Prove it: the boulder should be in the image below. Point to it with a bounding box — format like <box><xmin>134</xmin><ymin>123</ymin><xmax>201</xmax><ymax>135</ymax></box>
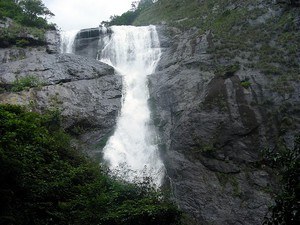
<box><xmin>0</xmin><ymin>48</ymin><xmax>122</xmax><ymax>158</ymax></box>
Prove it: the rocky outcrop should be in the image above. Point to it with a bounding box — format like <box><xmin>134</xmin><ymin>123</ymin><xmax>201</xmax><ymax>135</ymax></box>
<box><xmin>73</xmin><ymin>27</ymin><xmax>113</xmax><ymax>60</ymax></box>
<box><xmin>149</xmin><ymin>23</ymin><xmax>299</xmax><ymax>225</ymax></box>
<box><xmin>74</xmin><ymin>28</ymin><xmax>101</xmax><ymax>59</ymax></box>
<box><xmin>0</xmin><ymin>18</ymin><xmax>47</xmax><ymax>48</ymax></box>
<box><xmin>0</xmin><ymin>44</ymin><xmax>122</xmax><ymax>158</ymax></box>
<box><xmin>45</xmin><ymin>30</ymin><xmax>60</xmax><ymax>54</ymax></box>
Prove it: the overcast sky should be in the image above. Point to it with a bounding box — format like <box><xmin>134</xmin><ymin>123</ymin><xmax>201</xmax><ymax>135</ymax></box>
<box><xmin>43</xmin><ymin>0</ymin><xmax>133</xmax><ymax>31</ymax></box>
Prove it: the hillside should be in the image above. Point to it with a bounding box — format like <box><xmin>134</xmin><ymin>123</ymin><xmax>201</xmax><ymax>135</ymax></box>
<box><xmin>134</xmin><ymin>0</ymin><xmax>299</xmax><ymax>84</ymax></box>
<box><xmin>131</xmin><ymin>0</ymin><xmax>299</xmax><ymax>224</ymax></box>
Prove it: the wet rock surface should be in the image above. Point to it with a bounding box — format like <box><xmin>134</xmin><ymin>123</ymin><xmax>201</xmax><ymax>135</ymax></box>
<box><xmin>45</xmin><ymin>30</ymin><xmax>60</xmax><ymax>54</ymax></box>
<box><xmin>74</xmin><ymin>28</ymin><xmax>102</xmax><ymax>59</ymax></box>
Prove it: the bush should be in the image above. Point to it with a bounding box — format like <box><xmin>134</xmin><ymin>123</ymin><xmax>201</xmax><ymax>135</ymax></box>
<box><xmin>0</xmin><ymin>104</ymin><xmax>181</xmax><ymax>225</ymax></box>
<box><xmin>101</xmin><ymin>0</ymin><xmax>155</xmax><ymax>26</ymax></box>
<box><xmin>263</xmin><ymin>137</ymin><xmax>300</xmax><ymax>225</ymax></box>
<box><xmin>11</xmin><ymin>75</ymin><xmax>42</xmax><ymax>92</ymax></box>
<box><xmin>16</xmin><ymin>38</ymin><xmax>30</xmax><ymax>47</ymax></box>
<box><xmin>241</xmin><ymin>80</ymin><xmax>251</xmax><ymax>89</ymax></box>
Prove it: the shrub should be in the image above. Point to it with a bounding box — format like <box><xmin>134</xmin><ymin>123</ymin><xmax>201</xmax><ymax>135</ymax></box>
<box><xmin>241</xmin><ymin>80</ymin><xmax>251</xmax><ymax>89</ymax></box>
<box><xmin>263</xmin><ymin>137</ymin><xmax>300</xmax><ymax>225</ymax></box>
<box><xmin>0</xmin><ymin>20</ymin><xmax>46</xmax><ymax>47</ymax></box>
<box><xmin>215</xmin><ymin>64</ymin><xmax>240</xmax><ymax>78</ymax></box>
<box><xmin>11</xmin><ymin>75</ymin><xmax>42</xmax><ymax>92</ymax></box>
<box><xmin>0</xmin><ymin>104</ymin><xmax>181</xmax><ymax>225</ymax></box>
<box><xmin>16</xmin><ymin>38</ymin><xmax>30</xmax><ymax>47</ymax></box>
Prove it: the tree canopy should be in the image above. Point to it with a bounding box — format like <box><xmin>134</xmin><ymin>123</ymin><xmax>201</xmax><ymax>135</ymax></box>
<box><xmin>19</xmin><ymin>0</ymin><xmax>54</xmax><ymax>18</ymax></box>
<box><xmin>101</xmin><ymin>0</ymin><xmax>156</xmax><ymax>26</ymax></box>
<box><xmin>0</xmin><ymin>0</ymin><xmax>54</xmax><ymax>28</ymax></box>
<box><xmin>0</xmin><ymin>104</ymin><xmax>181</xmax><ymax>225</ymax></box>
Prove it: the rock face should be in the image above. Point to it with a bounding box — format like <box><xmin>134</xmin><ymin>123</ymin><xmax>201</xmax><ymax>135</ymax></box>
<box><xmin>148</xmin><ymin>24</ymin><xmax>299</xmax><ymax>225</ymax></box>
<box><xmin>1</xmin><ymin>5</ymin><xmax>298</xmax><ymax>223</ymax></box>
<box><xmin>73</xmin><ymin>27</ymin><xmax>113</xmax><ymax>60</ymax></box>
<box><xmin>0</xmin><ymin>40</ymin><xmax>122</xmax><ymax>158</ymax></box>
<box><xmin>45</xmin><ymin>30</ymin><xmax>60</xmax><ymax>54</ymax></box>
<box><xmin>69</xmin><ymin>14</ymin><xmax>300</xmax><ymax>224</ymax></box>
<box><xmin>74</xmin><ymin>28</ymin><xmax>102</xmax><ymax>59</ymax></box>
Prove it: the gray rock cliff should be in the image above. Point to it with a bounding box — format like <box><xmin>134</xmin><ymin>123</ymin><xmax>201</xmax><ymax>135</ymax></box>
<box><xmin>148</xmin><ymin>23</ymin><xmax>299</xmax><ymax>225</ymax></box>
<box><xmin>74</xmin><ymin>28</ymin><xmax>103</xmax><ymax>59</ymax></box>
<box><xmin>0</xmin><ymin>33</ymin><xmax>122</xmax><ymax>159</ymax></box>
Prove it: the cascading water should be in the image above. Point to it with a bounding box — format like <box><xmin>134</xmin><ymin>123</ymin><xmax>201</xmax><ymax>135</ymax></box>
<box><xmin>99</xmin><ymin>26</ymin><xmax>164</xmax><ymax>187</ymax></box>
<box><xmin>60</xmin><ymin>30</ymin><xmax>79</xmax><ymax>53</ymax></box>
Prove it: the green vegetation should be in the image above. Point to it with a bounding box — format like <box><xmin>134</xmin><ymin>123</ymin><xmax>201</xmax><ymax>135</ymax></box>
<box><xmin>15</xmin><ymin>38</ymin><xmax>30</xmax><ymax>47</ymax></box>
<box><xmin>11</xmin><ymin>75</ymin><xmax>42</xmax><ymax>92</ymax></box>
<box><xmin>0</xmin><ymin>104</ymin><xmax>181</xmax><ymax>225</ymax></box>
<box><xmin>101</xmin><ymin>0</ymin><xmax>155</xmax><ymax>26</ymax></box>
<box><xmin>133</xmin><ymin>0</ymin><xmax>216</xmax><ymax>28</ymax></box>
<box><xmin>241</xmin><ymin>80</ymin><xmax>251</xmax><ymax>89</ymax></box>
<box><xmin>0</xmin><ymin>0</ymin><xmax>55</xmax><ymax>47</ymax></box>
<box><xmin>263</xmin><ymin>137</ymin><xmax>299</xmax><ymax>225</ymax></box>
<box><xmin>215</xmin><ymin>64</ymin><xmax>240</xmax><ymax>78</ymax></box>
<box><xmin>102</xmin><ymin>10</ymin><xmax>140</xmax><ymax>26</ymax></box>
<box><xmin>133</xmin><ymin>0</ymin><xmax>299</xmax><ymax>98</ymax></box>
<box><xmin>0</xmin><ymin>0</ymin><xmax>54</xmax><ymax>29</ymax></box>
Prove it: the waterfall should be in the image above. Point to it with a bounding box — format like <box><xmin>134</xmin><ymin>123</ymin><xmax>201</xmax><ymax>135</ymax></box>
<box><xmin>60</xmin><ymin>30</ymin><xmax>79</xmax><ymax>53</ymax></box>
<box><xmin>99</xmin><ymin>26</ymin><xmax>164</xmax><ymax>187</ymax></box>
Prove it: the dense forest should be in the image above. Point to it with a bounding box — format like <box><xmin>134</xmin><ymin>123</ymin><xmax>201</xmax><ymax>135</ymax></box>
<box><xmin>0</xmin><ymin>105</ymin><xmax>181</xmax><ymax>225</ymax></box>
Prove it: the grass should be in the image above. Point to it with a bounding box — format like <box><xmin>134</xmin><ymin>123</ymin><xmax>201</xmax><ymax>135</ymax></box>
<box><xmin>11</xmin><ymin>75</ymin><xmax>42</xmax><ymax>92</ymax></box>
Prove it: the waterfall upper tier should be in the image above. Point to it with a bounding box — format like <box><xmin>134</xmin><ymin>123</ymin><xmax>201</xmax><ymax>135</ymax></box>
<box><xmin>61</xmin><ymin>25</ymin><xmax>165</xmax><ymax>186</ymax></box>
<box><xmin>60</xmin><ymin>30</ymin><xmax>79</xmax><ymax>53</ymax></box>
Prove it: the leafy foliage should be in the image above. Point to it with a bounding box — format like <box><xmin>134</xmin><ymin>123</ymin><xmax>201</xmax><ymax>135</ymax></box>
<box><xmin>263</xmin><ymin>137</ymin><xmax>300</xmax><ymax>225</ymax></box>
<box><xmin>240</xmin><ymin>80</ymin><xmax>251</xmax><ymax>89</ymax></box>
<box><xmin>101</xmin><ymin>0</ymin><xmax>155</xmax><ymax>26</ymax></box>
<box><xmin>11</xmin><ymin>75</ymin><xmax>42</xmax><ymax>92</ymax></box>
<box><xmin>0</xmin><ymin>0</ymin><xmax>55</xmax><ymax>47</ymax></box>
<box><xmin>0</xmin><ymin>104</ymin><xmax>181</xmax><ymax>225</ymax></box>
<box><xmin>0</xmin><ymin>0</ymin><xmax>55</xmax><ymax>29</ymax></box>
<box><xmin>0</xmin><ymin>19</ymin><xmax>45</xmax><ymax>47</ymax></box>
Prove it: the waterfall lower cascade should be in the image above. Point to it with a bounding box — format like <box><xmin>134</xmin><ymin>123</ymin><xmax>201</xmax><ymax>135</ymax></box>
<box><xmin>99</xmin><ymin>26</ymin><xmax>164</xmax><ymax>187</ymax></box>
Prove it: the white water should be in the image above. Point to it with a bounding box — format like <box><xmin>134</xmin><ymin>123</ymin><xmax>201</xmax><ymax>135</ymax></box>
<box><xmin>60</xmin><ymin>30</ymin><xmax>79</xmax><ymax>53</ymax></box>
<box><xmin>99</xmin><ymin>26</ymin><xmax>164</xmax><ymax>186</ymax></box>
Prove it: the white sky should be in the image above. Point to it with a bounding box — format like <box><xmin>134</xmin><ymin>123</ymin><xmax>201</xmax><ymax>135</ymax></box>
<box><xmin>43</xmin><ymin>0</ymin><xmax>134</xmax><ymax>31</ymax></box>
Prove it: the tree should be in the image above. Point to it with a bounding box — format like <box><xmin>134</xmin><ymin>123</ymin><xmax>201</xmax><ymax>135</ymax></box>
<box><xmin>18</xmin><ymin>0</ymin><xmax>54</xmax><ymax>18</ymax></box>
<box><xmin>101</xmin><ymin>0</ymin><xmax>155</xmax><ymax>26</ymax></box>
<box><xmin>17</xmin><ymin>0</ymin><xmax>54</xmax><ymax>28</ymax></box>
<box><xmin>0</xmin><ymin>0</ymin><xmax>22</xmax><ymax>19</ymax></box>
<box><xmin>276</xmin><ymin>0</ymin><xmax>300</xmax><ymax>7</ymax></box>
